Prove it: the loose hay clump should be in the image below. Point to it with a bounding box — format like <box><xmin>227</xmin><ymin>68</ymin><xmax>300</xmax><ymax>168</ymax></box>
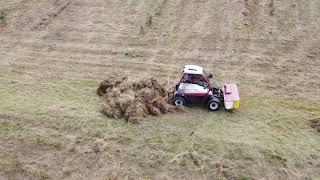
<box><xmin>308</xmin><ymin>118</ymin><xmax>320</xmax><ymax>132</ymax></box>
<box><xmin>97</xmin><ymin>76</ymin><xmax>182</xmax><ymax>123</ymax></box>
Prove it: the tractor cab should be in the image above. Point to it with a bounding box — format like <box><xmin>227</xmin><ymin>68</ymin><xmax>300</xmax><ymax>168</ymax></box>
<box><xmin>173</xmin><ymin>65</ymin><xmax>240</xmax><ymax>111</ymax></box>
<box><xmin>178</xmin><ymin>65</ymin><xmax>212</xmax><ymax>98</ymax></box>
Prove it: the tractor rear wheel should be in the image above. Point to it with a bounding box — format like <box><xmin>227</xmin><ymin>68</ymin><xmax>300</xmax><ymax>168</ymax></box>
<box><xmin>173</xmin><ymin>97</ymin><xmax>185</xmax><ymax>107</ymax></box>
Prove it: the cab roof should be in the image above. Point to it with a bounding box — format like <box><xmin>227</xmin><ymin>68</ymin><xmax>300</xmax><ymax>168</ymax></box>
<box><xmin>183</xmin><ymin>65</ymin><xmax>203</xmax><ymax>75</ymax></box>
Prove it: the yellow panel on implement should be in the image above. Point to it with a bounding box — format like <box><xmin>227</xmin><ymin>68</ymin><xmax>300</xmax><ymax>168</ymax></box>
<box><xmin>233</xmin><ymin>101</ymin><xmax>240</xmax><ymax>109</ymax></box>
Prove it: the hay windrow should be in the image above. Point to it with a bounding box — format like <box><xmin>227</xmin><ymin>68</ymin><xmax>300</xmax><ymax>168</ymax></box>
<box><xmin>97</xmin><ymin>76</ymin><xmax>183</xmax><ymax>123</ymax></box>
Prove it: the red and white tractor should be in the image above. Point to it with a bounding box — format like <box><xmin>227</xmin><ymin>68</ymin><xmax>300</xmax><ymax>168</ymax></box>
<box><xmin>172</xmin><ymin>65</ymin><xmax>240</xmax><ymax>111</ymax></box>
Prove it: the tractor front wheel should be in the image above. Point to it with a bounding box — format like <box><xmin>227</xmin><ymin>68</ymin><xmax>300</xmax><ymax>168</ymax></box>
<box><xmin>207</xmin><ymin>100</ymin><xmax>220</xmax><ymax>111</ymax></box>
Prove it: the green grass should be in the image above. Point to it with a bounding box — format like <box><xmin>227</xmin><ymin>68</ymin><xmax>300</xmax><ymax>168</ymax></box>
<box><xmin>146</xmin><ymin>15</ymin><xmax>153</xmax><ymax>27</ymax></box>
<box><xmin>0</xmin><ymin>9</ymin><xmax>8</xmax><ymax>25</ymax></box>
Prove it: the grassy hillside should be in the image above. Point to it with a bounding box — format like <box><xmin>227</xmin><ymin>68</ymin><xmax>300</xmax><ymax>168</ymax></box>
<box><xmin>0</xmin><ymin>0</ymin><xmax>319</xmax><ymax>179</ymax></box>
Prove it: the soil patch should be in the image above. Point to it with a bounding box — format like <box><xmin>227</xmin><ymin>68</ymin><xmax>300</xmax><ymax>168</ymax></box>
<box><xmin>308</xmin><ymin>118</ymin><xmax>320</xmax><ymax>132</ymax></box>
<box><xmin>97</xmin><ymin>76</ymin><xmax>183</xmax><ymax>123</ymax></box>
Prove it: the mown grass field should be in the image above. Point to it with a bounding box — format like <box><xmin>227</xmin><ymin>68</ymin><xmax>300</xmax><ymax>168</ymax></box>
<box><xmin>1</xmin><ymin>66</ymin><xmax>320</xmax><ymax>179</ymax></box>
<box><xmin>1</xmin><ymin>0</ymin><xmax>320</xmax><ymax>179</ymax></box>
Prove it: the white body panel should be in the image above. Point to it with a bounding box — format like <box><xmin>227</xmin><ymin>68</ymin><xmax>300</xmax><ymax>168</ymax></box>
<box><xmin>178</xmin><ymin>83</ymin><xmax>209</xmax><ymax>94</ymax></box>
<box><xmin>224</xmin><ymin>101</ymin><xmax>234</xmax><ymax>110</ymax></box>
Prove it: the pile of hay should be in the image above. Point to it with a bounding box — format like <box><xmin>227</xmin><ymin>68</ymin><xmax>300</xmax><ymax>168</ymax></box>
<box><xmin>97</xmin><ymin>76</ymin><xmax>180</xmax><ymax>123</ymax></box>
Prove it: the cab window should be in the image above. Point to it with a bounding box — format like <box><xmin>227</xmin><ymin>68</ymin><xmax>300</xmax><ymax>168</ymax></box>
<box><xmin>188</xmin><ymin>74</ymin><xmax>208</xmax><ymax>87</ymax></box>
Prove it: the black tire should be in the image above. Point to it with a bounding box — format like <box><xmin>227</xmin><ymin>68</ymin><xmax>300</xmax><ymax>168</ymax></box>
<box><xmin>173</xmin><ymin>97</ymin><xmax>185</xmax><ymax>107</ymax></box>
<box><xmin>207</xmin><ymin>100</ymin><xmax>220</xmax><ymax>111</ymax></box>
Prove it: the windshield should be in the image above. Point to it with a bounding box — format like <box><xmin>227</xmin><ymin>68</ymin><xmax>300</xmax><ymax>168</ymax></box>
<box><xmin>203</xmin><ymin>70</ymin><xmax>209</xmax><ymax>79</ymax></box>
<box><xmin>182</xmin><ymin>74</ymin><xmax>208</xmax><ymax>88</ymax></box>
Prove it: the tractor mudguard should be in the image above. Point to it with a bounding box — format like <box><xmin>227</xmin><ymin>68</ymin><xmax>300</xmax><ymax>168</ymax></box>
<box><xmin>204</xmin><ymin>95</ymin><xmax>220</xmax><ymax>104</ymax></box>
